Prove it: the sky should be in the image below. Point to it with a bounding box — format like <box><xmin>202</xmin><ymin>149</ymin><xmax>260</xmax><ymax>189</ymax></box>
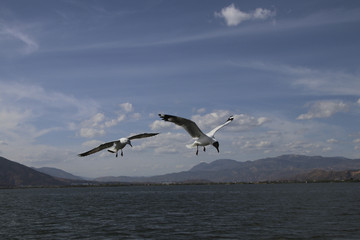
<box><xmin>1</xmin><ymin>0</ymin><xmax>360</xmax><ymax>178</ymax></box>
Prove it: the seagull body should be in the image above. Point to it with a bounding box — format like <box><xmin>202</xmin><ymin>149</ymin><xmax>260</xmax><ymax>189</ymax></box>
<box><xmin>78</xmin><ymin>133</ymin><xmax>159</xmax><ymax>157</ymax></box>
<box><xmin>159</xmin><ymin>114</ymin><xmax>234</xmax><ymax>155</ymax></box>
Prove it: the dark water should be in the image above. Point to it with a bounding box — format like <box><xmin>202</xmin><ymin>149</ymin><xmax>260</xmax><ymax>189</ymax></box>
<box><xmin>1</xmin><ymin>183</ymin><xmax>360</xmax><ymax>240</ymax></box>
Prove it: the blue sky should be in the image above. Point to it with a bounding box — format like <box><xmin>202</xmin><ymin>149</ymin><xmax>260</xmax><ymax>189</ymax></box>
<box><xmin>1</xmin><ymin>0</ymin><xmax>360</xmax><ymax>178</ymax></box>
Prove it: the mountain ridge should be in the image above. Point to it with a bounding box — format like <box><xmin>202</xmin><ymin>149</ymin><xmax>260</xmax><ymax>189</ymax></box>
<box><xmin>33</xmin><ymin>167</ymin><xmax>84</xmax><ymax>180</ymax></box>
<box><xmin>2</xmin><ymin>154</ymin><xmax>360</xmax><ymax>187</ymax></box>
<box><xmin>95</xmin><ymin>154</ymin><xmax>360</xmax><ymax>183</ymax></box>
<box><xmin>0</xmin><ymin>156</ymin><xmax>67</xmax><ymax>187</ymax></box>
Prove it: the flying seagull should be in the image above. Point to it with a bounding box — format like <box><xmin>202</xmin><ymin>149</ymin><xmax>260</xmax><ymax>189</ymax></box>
<box><xmin>159</xmin><ymin>114</ymin><xmax>234</xmax><ymax>155</ymax></box>
<box><xmin>78</xmin><ymin>133</ymin><xmax>159</xmax><ymax>157</ymax></box>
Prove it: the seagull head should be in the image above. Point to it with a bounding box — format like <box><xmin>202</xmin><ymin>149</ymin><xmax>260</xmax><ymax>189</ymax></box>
<box><xmin>212</xmin><ymin>141</ymin><xmax>219</xmax><ymax>153</ymax></box>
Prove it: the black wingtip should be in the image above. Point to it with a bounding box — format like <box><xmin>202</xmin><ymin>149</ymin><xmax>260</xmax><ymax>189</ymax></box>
<box><xmin>159</xmin><ymin>114</ymin><xmax>169</xmax><ymax>121</ymax></box>
<box><xmin>228</xmin><ymin>115</ymin><xmax>234</xmax><ymax>121</ymax></box>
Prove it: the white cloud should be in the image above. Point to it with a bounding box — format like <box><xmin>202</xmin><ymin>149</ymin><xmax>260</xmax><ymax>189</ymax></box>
<box><xmin>327</xmin><ymin>138</ymin><xmax>338</xmax><ymax>143</ymax></box>
<box><xmin>196</xmin><ymin>108</ymin><xmax>206</xmax><ymax>114</ymax></box>
<box><xmin>297</xmin><ymin>100</ymin><xmax>349</xmax><ymax>120</ymax></box>
<box><xmin>215</xmin><ymin>4</ymin><xmax>251</xmax><ymax>26</ymax></box>
<box><xmin>150</xmin><ymin>119</ymin><xmax>173</xmax><ymax>131</ymax></box>
<box><xmin>215</xmin><ymin>4</ymin><xmax>275</xmax><ymax>26</ymax></box>
<box><xmin>241</xmin><ymin>140</ymin><xmax>272</xmax><ymax>150</ymax></box>
<box><xmin>357</xmin><ymin>99</ymin><xmax>360</xmax><ymax>105</ymax></box>
<box><xmin>253</xmin><ymin>8</ymin><xmax>275</xmax><ymax>20</ymax></box>
<box><xmin>79</xmin><ymin>127</ymin><xmax>105</xmax><ymax>138</ymax></box>
<box><xmin>78</xmin><ymin>112</ymin><xmax>127</xmax><ymax>138</ymax></box>
<box><xmin>228</xmin><ymin>114</ymin><xmax>269</xmax><ymax>132</ymax></box>
<box><xmin>191</xmin><ymin>110</ymin><xmax>232</xmax><ymax>130</ymax></box>
<box><xmin>76</xmin><ymin>102</ymin><xmax>144</xmax><ymax>138</ymax></box>
<box><xmin>120</xmin><ymin>102</ymin><xmax>133</xmax><ymax>112</ymax></box>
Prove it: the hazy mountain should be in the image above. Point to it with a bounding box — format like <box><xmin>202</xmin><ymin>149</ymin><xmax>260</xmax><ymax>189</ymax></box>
<box><xmin>34</xmin><ymin>167</ymin><xmax>84</xmax><ymax>180</ymax></box>
<box><xmin>3</xmin><ymin>154</ymin><xmax>360</xmax><ymax>187</ymax></box>
<box><xmin>0</xmin><ymin>156</ymin><xmax>66</xmax><ymax>187</ymax></box>
<box><xmin>95</xmin><ymin>155</ymin><xmax>360</xmax><ymax>183</ymax></box>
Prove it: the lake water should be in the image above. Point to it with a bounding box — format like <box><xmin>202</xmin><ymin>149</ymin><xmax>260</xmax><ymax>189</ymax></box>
<box><xmin>1</xmin><ymin>183</ymin><xmax>360</xmax><ymax>239</ymax></box>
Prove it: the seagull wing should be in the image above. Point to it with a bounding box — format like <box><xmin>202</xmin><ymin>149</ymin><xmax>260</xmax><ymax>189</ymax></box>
<box><xmin>159</xmin><ymin>114</ymin><xmax>205</xmax><ymax>138</ymax></box>
<box><xmin>128</xmin><ymin>133</ymin><xmax>159</xmax><ymax>140</ymax></box>
<box><xmin>207</xmin><ymin>116</ymin><xmax>234</xmax><ymax>138</ymax></box>
<box><xmin>78</xmin><ymin>141</ymin><xmax>117</xmax><ymax>157</ymax></box>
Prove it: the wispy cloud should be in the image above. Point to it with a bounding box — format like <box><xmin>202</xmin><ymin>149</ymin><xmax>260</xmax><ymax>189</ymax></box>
<box><xmin>228</xmin><ymin>60</ymin><xmax>360</xmax><ymax>96</ymax></box>
<box><xmin>0</xmin><ymin>22</ymin><xmax>39</xmax><ymax>54</ymax></box>
<box><xmin>0</xmin><ymin>81</ymin><xmax>100</xmax><ymax>145</ymax></box>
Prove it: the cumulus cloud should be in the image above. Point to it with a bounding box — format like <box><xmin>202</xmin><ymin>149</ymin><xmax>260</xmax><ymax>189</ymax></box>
<box><xmin>297</xmin><ymin>100</ymin><xmax>349</xmax><ymax>120</ymax></box>
<box><xmin>78</xmin><ymin>111</ymin><xmax>128</xmax><ymax>138</ymax></box>
<box><xmin>150</xmin><ymin>119</ymin><xmax>174</xmax><ymax>131</ymax></box>
<box><xmin>327</xmin><ymin>138</ymin><xmax>338</xmax><ymax>143</ymax></box>
<box><xmin>77</xmin><ymin>102</ymin><xmax>143</xmax><ymax>138</ymax></box>
<box><xmin>215</xmin><ymin>4</ymin><xmax>275</xmax><ymax>26</ymax></box>
<box><xmin>120</xmin><ymin>102</ymin><xmax>133</xmax><ymax>112</ymax></box>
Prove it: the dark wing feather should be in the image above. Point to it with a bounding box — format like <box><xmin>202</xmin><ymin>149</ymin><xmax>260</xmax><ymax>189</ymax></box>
<box><xmin>159</xmin><ymin>114</ymin><xmax>205</xmax><ymax>138</ymax></box>
<box><xmin>78</xmin><ymin>141</ymin><xmax>116</xmax><ymax>157</ymax></box>
<box><xmin>128</xmin><ymin>133</ymin><xmax>159</xmax><ymax>140</ymax></box>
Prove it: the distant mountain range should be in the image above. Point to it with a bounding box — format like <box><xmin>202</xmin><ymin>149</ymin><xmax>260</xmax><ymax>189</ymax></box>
<box><xmin>1</xmin><ymin>154</ymin><xmax>360</xmax><ymax>188</ymax></box>
<box><xmin>95</xmin><ymin>155</ymin><xmax>360</xmax><ymax>183</ymax></box>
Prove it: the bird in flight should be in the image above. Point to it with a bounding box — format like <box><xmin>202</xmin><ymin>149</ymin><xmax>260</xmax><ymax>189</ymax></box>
<box><xmin>159</xmin><ymin>114</ymin><xmax>234</xmax><ymax>155</ymax></box>
<box><xmin>78</xmin><ymin>133</ymin><xmax>159</xmax><ymax>157</ymax></box>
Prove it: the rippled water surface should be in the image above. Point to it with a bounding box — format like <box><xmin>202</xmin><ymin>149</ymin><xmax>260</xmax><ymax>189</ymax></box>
<box><xmin>1</xmin><ymin>183</ymin><xmax>360</xmax><ymax>239</ymax></box>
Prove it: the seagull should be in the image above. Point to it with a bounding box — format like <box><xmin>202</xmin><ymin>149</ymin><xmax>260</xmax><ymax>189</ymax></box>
<box><xmin>78</xmin><ymin>133</ymin><xmax>159</xmax><ymax>157</ymax></box>
<box><xmin>159</xmin><ymin>114</ymin><xmax>234</xmax><ymax>155</ymax></box>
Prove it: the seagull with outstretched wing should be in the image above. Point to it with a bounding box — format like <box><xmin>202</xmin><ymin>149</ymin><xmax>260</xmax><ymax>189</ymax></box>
<box><xmin>159</xmin><ymin>114</ymin><xmax>234</xmax><ymax>155</ymax></box>
<box><xmin>78</xmin><ymin>133</ymin><xmax>159</xmax><ymax>157</ymax></box>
